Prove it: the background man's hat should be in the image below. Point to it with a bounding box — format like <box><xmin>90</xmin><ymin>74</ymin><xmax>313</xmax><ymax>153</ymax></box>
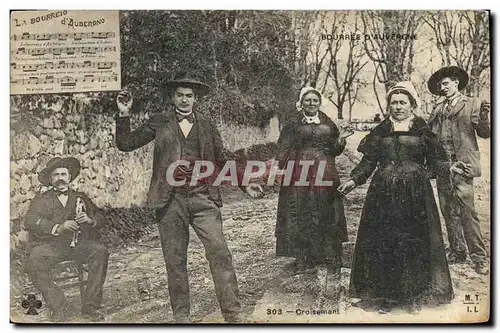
<box><xmin>38</xmin><ymin>157</ymin><xmax>81</xmax><ymax>186</ymax></box>
<box><xmin>165</xmin><ymin>72</ymin><xmax>210</xmax><ymax>96</ymax></box>
<box><xmin>427</xmin><ymin>66</ymin><xmax>469</xmax><ymax>96</ymax></box>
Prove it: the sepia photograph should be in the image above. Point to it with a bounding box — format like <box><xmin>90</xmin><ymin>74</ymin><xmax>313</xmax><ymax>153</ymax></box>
<box><xmin>9</xmin><ymin>9</ymin><xmax>491</xmax><ymax>324</ymax></box>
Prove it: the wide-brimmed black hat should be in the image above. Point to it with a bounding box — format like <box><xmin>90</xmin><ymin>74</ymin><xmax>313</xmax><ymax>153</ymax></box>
<box><xmin>165</xmin><ymin>72</ymin><xmax>210</xmax><ymax>96</ymax></box>
<box><xmin>428</xmin><ymin>66</ymin><xmax>469</xmax><ymax>96</ymax></box>
<box><xmin>38</xmin><ymin>157</ymin><xmax>81</xmax><ymax>186</ymax></box>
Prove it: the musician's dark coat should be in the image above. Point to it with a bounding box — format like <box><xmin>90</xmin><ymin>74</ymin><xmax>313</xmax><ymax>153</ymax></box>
<box><xmin>24</xmin><ymin>188</ymin><xmax>102</xmax><ymax>245</ymax></box>
<box><xmin>24</xmin><ymin>187</ymin><xmax>108</xmax><ymax>317</ymax></box>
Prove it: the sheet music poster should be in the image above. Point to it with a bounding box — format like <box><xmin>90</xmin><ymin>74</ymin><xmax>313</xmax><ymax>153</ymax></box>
<box><xmin>10</xmin><ymin>10</ymin><xmax>121</xmax><ymax>95</ymax></box>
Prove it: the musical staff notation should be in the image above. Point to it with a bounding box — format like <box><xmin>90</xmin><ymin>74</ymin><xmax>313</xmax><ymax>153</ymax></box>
<box><xmin>11</xmin><ymin>32</ymin><xmax>116</xmax><ymax>41</ymax></box>
<box><xmin>14</xmin><ymin>46</ymin><xmax>117</xmax><ymax>56</ymax></box>
<box><xmin>10</xmin><ymin>61</ymin><xmax>117</xmax><ymax>71</ymax></box>
<box><xmin>10</xmin><ymin>10</ymin><xmax>121</xmax><ymax>95</ymax></box>
<box><xmin>10</xmin><ymin>74</ymin><xmax>118</xmax><ymax>86</ymax></box>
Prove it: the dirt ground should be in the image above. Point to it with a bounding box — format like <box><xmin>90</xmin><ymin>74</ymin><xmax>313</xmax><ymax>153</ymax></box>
<box><xmin>11</xmin><ymin>132</ymin><xmax>491</xmax><ymax>324</ymax></box>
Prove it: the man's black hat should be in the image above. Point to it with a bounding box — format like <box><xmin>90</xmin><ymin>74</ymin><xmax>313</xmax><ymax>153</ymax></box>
<box><xmin>38</xmin><ymin>157</ymin><xmax>81</xmax><ymax>186</ymax></box>
<box><xmin>428</xmin><ymin>66</ymin><xmax>469</xmax><ymax>96</ymax></box>
<box><xmin>165</xmin><ymin>72</ymin><xmax>210</xmax><ymax>96</ymax></box>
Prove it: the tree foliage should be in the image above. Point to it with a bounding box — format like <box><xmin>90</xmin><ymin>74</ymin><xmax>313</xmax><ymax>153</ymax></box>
<box><xmin>119</xmin><ymin>10</ymin><xmax>297</xmax><ymax>127</ymax></box>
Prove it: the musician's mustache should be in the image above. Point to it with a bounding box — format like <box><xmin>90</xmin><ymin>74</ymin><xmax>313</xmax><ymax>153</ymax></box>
<box><xmin>53</xmin><ymin>180</ymin><xmax>68</xmax><ymax>186</ymax></box>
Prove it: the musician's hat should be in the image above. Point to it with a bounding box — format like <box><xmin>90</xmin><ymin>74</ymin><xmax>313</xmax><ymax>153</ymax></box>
<box><xmin>38</xmin><ymin>156</ymin><xmax>81</xmax><ymax>186</ymax></box>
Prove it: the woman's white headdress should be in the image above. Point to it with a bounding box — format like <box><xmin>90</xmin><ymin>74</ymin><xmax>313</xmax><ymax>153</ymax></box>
<box><xmin>295</xmin><ymin>86</ymin><xmax>323</xmax><ymax>112</ymax></box>
<box><xmin>386</xmin><ymin>81</ymin><xmax>421</xmax><ymax>113</ymax></box>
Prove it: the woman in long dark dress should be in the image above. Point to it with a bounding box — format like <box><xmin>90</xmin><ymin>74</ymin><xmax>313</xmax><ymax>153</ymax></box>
<box><xmin>338</xmin><ymin>81</ymin><xmax>454</xmax><ymax>314</ymax></box>
<box><xmin>274</xmin><ymin>87</ymin><xmax>352</xmax><ymax>291</ymax></box>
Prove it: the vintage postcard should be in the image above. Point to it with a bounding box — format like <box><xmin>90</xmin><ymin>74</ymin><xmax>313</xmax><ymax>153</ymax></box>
<box><xmin>10</xmin><ymin>10</ymin><xmax>121</xmax><ymax>95</ymax></box>
<box><xmin>10</xmin><ymin>9</ymin><xmax>491</xmax><ymax>324</ymax></box>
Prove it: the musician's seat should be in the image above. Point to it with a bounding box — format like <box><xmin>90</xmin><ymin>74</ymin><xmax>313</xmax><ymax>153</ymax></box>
<box><xmin>23</xmin><ymin>232</ymin><xmax>89</xmax><ymax>303</ymax></box>
<box><xmin>52</xmin><ymin>260</ymin><xmax>88</xmax><ymax>298</ymax></box>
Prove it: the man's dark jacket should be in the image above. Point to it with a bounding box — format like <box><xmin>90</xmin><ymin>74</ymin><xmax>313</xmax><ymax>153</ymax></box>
<box><xmin>116</xmin><ymin>111</ymin><xmax>231</xmax><ymax>208</ymax></box>
<box><xmin>427</xmin><ymin>95</ymin><xmax>490</xmax><ymax>177</ymax></box>
<box><xmin>25</xmin><ymin>189</ymin><xmax>102</xmax><ymax>245</ymax></box>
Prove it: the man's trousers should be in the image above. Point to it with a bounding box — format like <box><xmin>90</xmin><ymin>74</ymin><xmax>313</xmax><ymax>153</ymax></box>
<box><xmin>436</xmin><ymin>174</ymin><xmax>487</xmax><ymax>264</ymax></box>
<box><xmin>156</xmin><ymin>186</ymin><xmax>241</xmax><ymax>320</ymax></box>
<box><xmin>25</xmin><ymin>240</ymin><xmax>109</xmax><ymax>316</ymax></box>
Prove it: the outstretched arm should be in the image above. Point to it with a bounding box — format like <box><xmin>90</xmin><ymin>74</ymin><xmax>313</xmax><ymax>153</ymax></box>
<box><xmin>210</xmin><ymin>119</ymin><xmax>263</xmax><ymax>198</ymax></box>
<box><xmin>422</xmin><ymin>129</ymin><xmax>452</xmax><ymax>178</ymax></box>
<box><xmin>338</xmin><ymin>133</ymin><xmax>378</xmax><ymax>196</ymax></box>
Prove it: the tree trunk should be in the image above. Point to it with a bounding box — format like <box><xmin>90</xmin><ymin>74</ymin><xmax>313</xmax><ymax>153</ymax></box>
<box><xmin>337</xmin><ymin>105</ymin><xmax>343</xmax><ymax>119</ymax></box>
<box><xmin>468</xmin><ymin>66</ymin><xmax>482</xmax><ymax>97</ymax></box>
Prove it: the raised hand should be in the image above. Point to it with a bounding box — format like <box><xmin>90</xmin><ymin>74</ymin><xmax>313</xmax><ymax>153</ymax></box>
<box><xmin>117</xmin><ymin>90</ymin><xmax>133</xmax><ymax>117</ymax></box>
<box><xmin>480</xmin><ymin>101</ymin><xmax>490</xmax><ymax>121</ymax></box>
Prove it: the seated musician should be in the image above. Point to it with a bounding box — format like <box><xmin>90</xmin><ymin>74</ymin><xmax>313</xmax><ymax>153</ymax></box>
<box><xmin>24</xmin><ymin>157</ymin><xmax>109</xmax><ymax>322</ymax></box>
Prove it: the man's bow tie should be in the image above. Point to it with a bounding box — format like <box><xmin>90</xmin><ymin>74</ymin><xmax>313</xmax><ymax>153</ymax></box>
<box><xmin>54</xmin><ymin>189</ymin><xmax>68</xmax><ymax>196</ymax></box>
<box><xmin>176</xmin><ymin>112</ymin><xmax>195</xmax><ymax>123</ymax></box>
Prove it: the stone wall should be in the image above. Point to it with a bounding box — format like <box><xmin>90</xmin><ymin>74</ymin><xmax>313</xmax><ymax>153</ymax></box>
<box><xmin>10</xmin><ymin>96</ymin><xmax>154</xmax><ymax>247</ymax></box>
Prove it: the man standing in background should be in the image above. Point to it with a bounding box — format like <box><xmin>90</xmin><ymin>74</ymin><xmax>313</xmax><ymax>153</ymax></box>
<box><xmin>427</xmin><ymin>66</ymin><xmax>490</xmax><ymax>275</ymax></box>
